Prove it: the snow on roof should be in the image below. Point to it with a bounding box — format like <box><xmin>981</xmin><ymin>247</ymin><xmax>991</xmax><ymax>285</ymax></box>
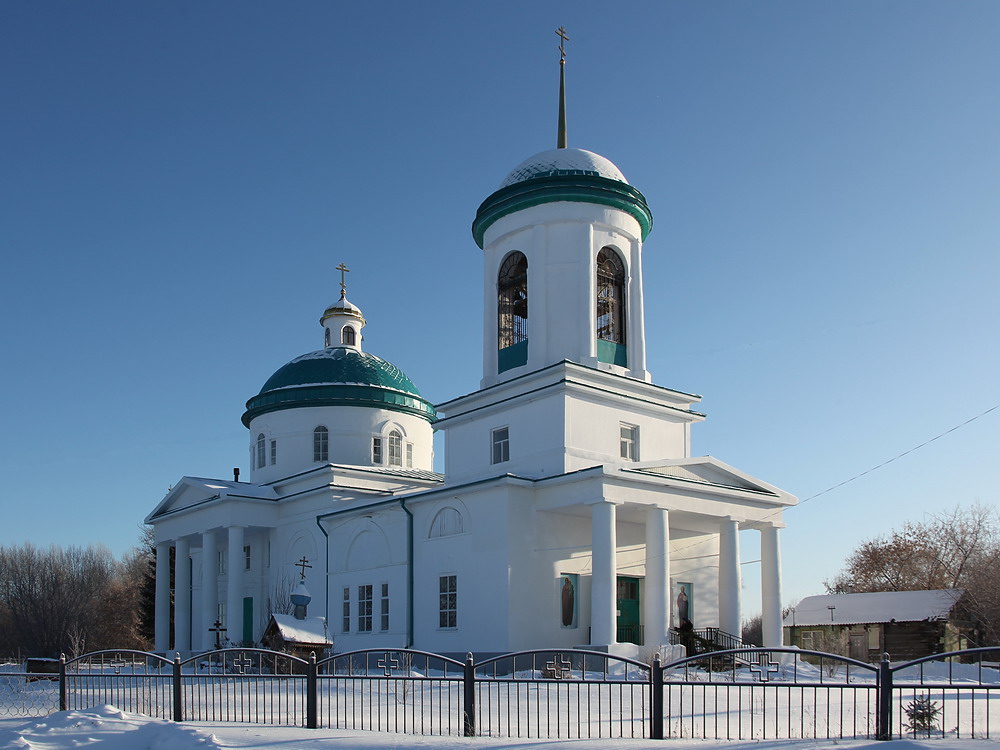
<box><xmin>500</xmin><ymin>148</ymin><xmax>628</xmax><ymax>187</ymax></box>
<box><xmin>269</xmin><ymin>614</ymin><xmax>331</xmax><ymax>645</ymax></box>
<box><xmin>786</xmin><ymin>589</ymin><xmax>962</xmax><ymax>627</ymax></box>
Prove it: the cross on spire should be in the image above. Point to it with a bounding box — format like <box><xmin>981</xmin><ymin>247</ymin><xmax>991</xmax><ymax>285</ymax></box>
<box><xmin>335</xmin><ymin>262</ymin><xmax>350</xmax><ymax>298</ymax></box>
<box><xmin>295</xmin><ymin>556</ymin><xmax>312</xmax><ymax>580</ymax></box>
<box><xmin>556</xmin><ymin>26</ymin><xmax>569</xmax><ymax>62</ymax></box>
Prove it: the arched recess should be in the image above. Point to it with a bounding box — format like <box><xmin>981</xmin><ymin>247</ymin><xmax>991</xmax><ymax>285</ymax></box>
<box><xmin>345</xmin><ymin>522</ymin><xmax>392</xmax><ymax>571</ymax></box>
<box><xmin>341</xmin><ymin>326</ymin><xmax>356</xmax><ymax>345</ymax></box>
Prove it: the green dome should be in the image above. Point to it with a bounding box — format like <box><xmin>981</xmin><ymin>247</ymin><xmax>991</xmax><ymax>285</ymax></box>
<box><xmin>242</xmin><ymin>348</ymin><xmax>436</xmax><ymax>427</ymax></box>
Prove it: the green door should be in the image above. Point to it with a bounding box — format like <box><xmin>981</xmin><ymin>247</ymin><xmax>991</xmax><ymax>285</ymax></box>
<box><xmin>242</xmin><ymin>597</ymin><xmax>254</xmax><ymax>644</ymax></box>
<box><xmin>616</xmin><ymin>576</ymin><xmax>642</xmax><ymax>645</ymax></box>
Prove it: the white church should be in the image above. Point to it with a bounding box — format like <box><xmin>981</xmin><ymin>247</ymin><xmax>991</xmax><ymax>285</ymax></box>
<box><xmin>146</xmin><ymin>49</ymin><xmax>796</xmax><ymax>658</ymax></box>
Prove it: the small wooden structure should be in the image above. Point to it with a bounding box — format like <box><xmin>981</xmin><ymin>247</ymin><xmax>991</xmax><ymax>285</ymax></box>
<box><xmin>261</xmin><ymin>614</ymin><xmax>331</xmax><ymax>660</ymax></box>
<box><xmin>783</xmin><ymin>589</ymin><xmax>972</xmax><ymax>661</ymax></box>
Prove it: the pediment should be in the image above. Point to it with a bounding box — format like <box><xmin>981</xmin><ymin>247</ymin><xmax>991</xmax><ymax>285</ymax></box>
<box><xmin>145</xmin><ymin>476</ymin><xmax>277</xmax><ymax>523</ymax></box>
<box><xmin>627</xmin><ymin>456</ymin><xmax>793</xmax><ymax>502</ymax></box>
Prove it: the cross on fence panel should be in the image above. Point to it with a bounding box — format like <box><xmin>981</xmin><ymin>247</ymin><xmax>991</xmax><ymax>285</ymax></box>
<box><xmin>316</xmin><ymin>649</ymin><xmax>465</xmax><ymax>735</ymax></box>
<box><xmin>660</xmin><ymin>648</ymin><xmax>879</xmax><ymax>741</ymax></box>
<box><xmin>473</xmin><ymin>649</ymin><xmax>651</xmax><ymax>739</ymax></box>
<box><xmin>61</xmin><ymin>650</ymin><xmax>174</xmax><ymax>720</ymax></box>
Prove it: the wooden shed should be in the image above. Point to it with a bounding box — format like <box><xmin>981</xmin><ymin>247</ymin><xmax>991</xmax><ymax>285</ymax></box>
<box><xmin>783</xmin><ymin>589</ymin><xmax>971</xmax><ymax>662</ymax></box>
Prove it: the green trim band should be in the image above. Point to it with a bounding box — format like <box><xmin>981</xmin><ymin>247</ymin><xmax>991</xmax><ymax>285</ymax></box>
<box><xmin>472</xmin><ymin>174</ymin><xmax>653</xmax><ymax>248</ymax></box>
<box><xmin>597</xmin><ymin>339</ymin><xmax>628</xmax><ymax>367</ymax></box>
<box><xmin>243</xmin><ymin>384</ymin><xmax>436</xmax><ymax>426</ymax></box>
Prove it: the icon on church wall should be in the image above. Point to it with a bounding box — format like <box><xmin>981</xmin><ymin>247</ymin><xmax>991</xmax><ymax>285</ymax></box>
<box><xmin>673</xmin><ymin>581</ymin><xmax>693</xmax><ymax>630</ymax></box>
<box><xmin>559</xmin><ymin>574</ymin><xmax>578</xmax><ymax>628</ymax></box>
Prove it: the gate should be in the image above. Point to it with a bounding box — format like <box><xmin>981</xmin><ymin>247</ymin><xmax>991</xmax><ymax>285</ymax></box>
<box><xmin>316</xmin><ymin>648</ymin><xmax>464</xmax><ymax>735</ymax></box>
<box><xmin>474</xmin><ymin>649</ymin><xmax>652</xmax><ymax>739</ymax></box>
<box><xmin>660</xmin><ymin>647</ymin><xmax>879</xmax><ymax>740</ymax></box>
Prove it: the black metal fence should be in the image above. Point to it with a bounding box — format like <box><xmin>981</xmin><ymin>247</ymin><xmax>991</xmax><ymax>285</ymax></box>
<box><xmin>3</xmin><ymin>646</ymin><xmax>1000</xmax><ymax>740</ymax></box>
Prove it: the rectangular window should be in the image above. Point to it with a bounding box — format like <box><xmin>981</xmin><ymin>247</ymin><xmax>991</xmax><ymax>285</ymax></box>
<box><xmin>439</xmin><ymin>575</ymin><xmax>457</xmax><ymax>629</ymax></box>
<box><xmin>801</xmin><ymin>630</ymin><xmax>819</xmax><ymax>649</ymax></box>
<box><xmin>620</xmin><ymin>423</ymin><xmax>639</xmax><ymax>461</ymax></box>
<box><xmin>372</xmin><ymin>437</ymin><xmax>382</xmax><ymax>464</ymax></box>
<box><xmin>218</xmin><ymin>549</ymin><xmax>227</xmax><ymax>576</ymax></box>
<box><xmin>406</xmin><ymin>443</ymin><xmax>413</xmax><ymax>468</ymax></box>
<box><xmin>270</xmin><ymin>440</ymin><xmax>277</xmax><ymax>465</ymax></box>
<box><xmin>358</xmin><ymin>584</ymin><xmax>373</xmax><ymax>632</ymax></box>
<box><xmin>243</xmin><ymin>545</ymin><xmax>251</xmax><ymax>571</ymax></box>
<box><xmin>342</xmin><ymin>588</ymin><xmax>350</xmax><ymax>633</ymax></box>
<box><xmin>217</xmin><ymin>602</ymin><xmax>227</xmax><ymax>628</ymax></box>
<box><xmin>380</xmin><ymin>583</ymin><xmax>390</xmax><ymax>631</ymax></box>
<box><xmin>491</xmin><ymin>427</ymin><xmax>510</xmax><ymax>464</ymax></box>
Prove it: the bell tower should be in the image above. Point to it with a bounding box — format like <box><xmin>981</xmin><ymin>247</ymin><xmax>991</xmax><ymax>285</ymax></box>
<box><xmin>471</xmin><ymin>32</ymin><xmax>653</xmax><ymax>389</ymax></box>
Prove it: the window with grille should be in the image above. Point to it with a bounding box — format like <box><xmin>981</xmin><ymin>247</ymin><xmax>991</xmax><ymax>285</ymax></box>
<box><xmin>243</xmin><ymin>545</ymin><xmax>251</xmax><ymax>570</ymax></box>
<box><xmin>270</xmin><ymin>440</ymin><xmax>277</xmax><ymax>466</ymax></box>
<box><xmin>620</xmin><ymin>423</ymin><xmax>639</xmax><ymax>461</ymax></box>
<box><xmin>597</xmin><ymin>247</ymin><xmax>626</xmax><ymax>344</ymax></box>
<box><xmin>256</xmin><ymin>434</ymin><xmax>266</xmax><ymax>469</ymax></box>
<box><xmin>358</xmin><ymin>584</ymin><xmax>373</xmax><ymax>632</ymax></box>
<box><xmin>380</xmin><ymin>583</ymin><xmax>390</xmax><ymax>631</ymax></box>
<box><xmin>372</xmin><ymin>436</ymin><xmax>383</xmax><ymax>464</ymax></box>
<box><xmin>342</xmin><ymin>326</ymin><xmax>356</xmax><ymax>345</ymax></box>
<box><xmin>439</xmin><ymin>575</ymin><xmax>457</xmax><ymax>629</ymax></box>
<box><xmin>388</xmin><ymin>430</ymin><xmax>402</xmax><ymax>466</ymax></box>
<box><xmin>314</xmin><ymin>426</ymin><xmax>329</xmax><ymax>462</ymax></box>
<box><xmin>342</xmin><ymin>587</ymin><xmax>350</xmax><ymax>633</ymax></box>
<box><xmin>491</xmin><ymin>427</ymin><xmax>510</xmax><ymax>464</ymax></box>
<box><xmin>498</xmin><ymin>252</ymin><xmax>528</xmax><ymax>349</ymax></box>
<box><xmin>406</xmin><ymin>443</ymin><xmax>413</xmax><ymax>468</ymax></box>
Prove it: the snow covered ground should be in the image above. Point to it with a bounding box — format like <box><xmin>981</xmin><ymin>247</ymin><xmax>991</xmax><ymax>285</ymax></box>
<box><xmin>2</xmin><ymin>705</ymin><xmax>1000</xmax><ymax>750</ymax></box>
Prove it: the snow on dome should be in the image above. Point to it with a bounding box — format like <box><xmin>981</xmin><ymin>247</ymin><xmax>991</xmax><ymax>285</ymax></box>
<box><xmin>500</xmin><ymin>148</ymin><xmax>628</xmax><ymax>188</ymax></box>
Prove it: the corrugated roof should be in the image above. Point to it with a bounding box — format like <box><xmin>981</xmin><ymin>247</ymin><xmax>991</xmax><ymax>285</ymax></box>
<box><xmin>786</xmin><ymin>589</ymin><xmax>962</xmax><ymax>627</ymax></box>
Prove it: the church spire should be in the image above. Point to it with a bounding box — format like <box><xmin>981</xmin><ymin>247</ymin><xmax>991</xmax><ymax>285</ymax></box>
<box><xmin>556</xmin><ymin>26</ymin><xmax>569</xmax><ymax>149</ymax></box>
<box><xmin>321</xmin><ymin>262</ymin><xmax>365</xmax><ymax>350</ymax></box>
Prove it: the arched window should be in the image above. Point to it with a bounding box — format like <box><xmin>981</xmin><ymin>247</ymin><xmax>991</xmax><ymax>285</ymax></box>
<box><xmin>313</xmin><ymin>426</ymin><xmax>329</xmax><ymax>462</ymax></box>
<box><xmin>341</xmin><ymin>326</ymin><xmax>356</xmax><ymax>346</ymax></box>
<box><xmin>256</xmin><ymin>434</ymin><xmax>266</xmax><ymax>469</ymax></box>
<box><xmin>498</xmin><ymin>252</ymin><xmax>528</xmax><ymax>350</ymax></box>
<box><xmin>429</xmin><ymin>507</ymin><xmax>465</xmax><ymax>538</ymax></box>
<box><xmin>388</xmin><ymin>429</ymin><xmax>402</xmax><ymax>466</ymax></box>
<box><xmin>324</xmin><ymin>328</ymin><xmax>331</xmax><ymax>347</ymax></box>
<box><xmin>596</xmin><ymin>247</ymin><xmax>626</xmax><ymax>344</ymax></box>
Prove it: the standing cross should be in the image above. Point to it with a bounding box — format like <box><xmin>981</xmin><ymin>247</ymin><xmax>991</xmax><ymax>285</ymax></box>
<box><xmin>209</xmin><ymin>619</ymin><xmax>227</xmax><ymax>650</ymax></box>
<box><xmin>295</xmin><ymin>556</ymin><xmax>312</xmax><ymax>580</ymax></box>
<box><xmin>555</xmin><ymin>27</ymin><xmax>569</xmax><ymax>62</ymax></box>
<box><xmin>335</xmin><ymin>263</ymin><xmax>350</xmax><ymax>295</ymax></box>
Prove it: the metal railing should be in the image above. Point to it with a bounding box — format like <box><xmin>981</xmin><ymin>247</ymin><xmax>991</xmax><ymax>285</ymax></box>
<box><xmin>3</xmin><ymin>646</ymin><xmax>1000</xmax><ymax>740</ymax></box>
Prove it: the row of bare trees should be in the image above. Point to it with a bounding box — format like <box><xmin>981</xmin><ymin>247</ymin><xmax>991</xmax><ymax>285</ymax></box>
<box><xmin>0</xmin><ymin>539</ymin><xmax>153</xmax><ymax>658</ymax></box>
<box><xmin>825</xmin><ymin>504</ymin><xmax>1000</xmax><ymax>645</ymax></box>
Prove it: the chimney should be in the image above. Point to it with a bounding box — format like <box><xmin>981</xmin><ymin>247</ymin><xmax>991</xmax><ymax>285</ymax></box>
<box><xmin>233</xmin><ymin>467</ymin><xmax>240</xmax><ymax>482</ymax></box>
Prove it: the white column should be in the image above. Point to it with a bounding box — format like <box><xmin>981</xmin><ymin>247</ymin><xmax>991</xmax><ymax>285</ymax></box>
<box><xmin>644</xmin><ymin>507</ymin><xmax>670</xmax><ymax>647</ymax></box>
<box><xmin>200</xmin><ymin>531</ymin><xmax>218</xmax><ymax>651</ymax></box>
<box><xmin>590</xmin><ymin>501</ymin><xmax>618</xmax><ymax>646</ymax></box>
<box><xmin>226</xmin><ymin>526</ymin><xmax>245</xmax><ymax>645</ymax></box>
<box><xmin>173</xmin><ymin>538</ymin><xmax>191</xmax><ymax>651</ymax></box>
<box><xmin>154</xmin><ymin>542</ymin><xmax>171</xmax><ymax>652</ymax></box>
<box><xmin>718</xmin><ymin>518</ymin><xmax>742</xmax><ymax>637</ymax></box>
<box><xmin>760</xmin><ymin>525</ymin><xmax>784</xmax><ymax>647</ymax></box>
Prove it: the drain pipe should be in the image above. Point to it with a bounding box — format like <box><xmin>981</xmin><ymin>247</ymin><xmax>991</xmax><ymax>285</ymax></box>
<box><xmin>315</xmin><ymin>495</ymin><xmax>415</xmax><ymax>648</ymax></box>
<box><xmin>399</xmin><ymin>497</ymin><xmax>414</xmax><ymax>649</ymax></box>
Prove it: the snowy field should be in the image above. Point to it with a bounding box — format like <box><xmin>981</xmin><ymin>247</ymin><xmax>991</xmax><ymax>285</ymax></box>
<box><xmin>3</xmin><ymin>706</ymin><xmax>1000</xmax><ymax>750</ymax></box>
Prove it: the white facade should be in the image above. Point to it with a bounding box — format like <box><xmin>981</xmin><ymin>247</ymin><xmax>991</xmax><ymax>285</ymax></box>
<box><xmin>147</xmin><ymin>144</ymin><xmax>796</xmax><ymax>659</ymax></box>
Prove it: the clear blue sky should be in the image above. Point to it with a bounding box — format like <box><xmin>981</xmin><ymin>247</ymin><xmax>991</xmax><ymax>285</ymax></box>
<box><xmin>2</xmin><ymin>1</ymin><xmax>998</xmax><ymax>610</ymax></box>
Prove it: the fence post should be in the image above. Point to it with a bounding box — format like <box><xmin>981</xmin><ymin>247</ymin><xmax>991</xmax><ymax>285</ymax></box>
<box><xmin>306</xmin><ymin>652</ymin><xmax>318</xmax><ymax>729</ymax></box>
<box><xmin>463</xmin><ymin>652</ymin><xmax>476</xmax><ymax>737</ymax></box>
<box><xmin>877</xmin><ymin>652</ymin><xmax>892</xmax><ymax>741</ymax></box>
<box><xmin>172</xmin><ymin>653</ymin><xmax>183</xmax><ymax>723</ymax></box>
<box><xmin>58</xmin><ymin>654</ymin><xmax>67</xmax><ymax>712</ymax></box>
<box><xmin>650</xmin><ymin>652</ymin><xmax>664</xmax><ymax>740</ymax></box>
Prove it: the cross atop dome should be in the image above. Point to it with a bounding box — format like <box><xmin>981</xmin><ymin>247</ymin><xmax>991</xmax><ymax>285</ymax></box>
<box><xmin>321</xmin><ymin>262</ymin><xmax>366</xmax><ymax>349</ymax></box>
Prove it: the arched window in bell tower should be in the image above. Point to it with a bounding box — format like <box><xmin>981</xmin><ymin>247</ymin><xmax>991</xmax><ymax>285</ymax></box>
<box><xmin>497</xmin><ymin>252</ymin><xmax>528</xmax><ymax>374</ymax></box>
<box><xmin>596</xmin><ymin>247</ymin><xmax>626</xmax><ymax>345</ymax></box>
<box><xmin>341</xmin><ymin>326</ymin><xmax>356</xmax><ymax>346</ymax></box>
